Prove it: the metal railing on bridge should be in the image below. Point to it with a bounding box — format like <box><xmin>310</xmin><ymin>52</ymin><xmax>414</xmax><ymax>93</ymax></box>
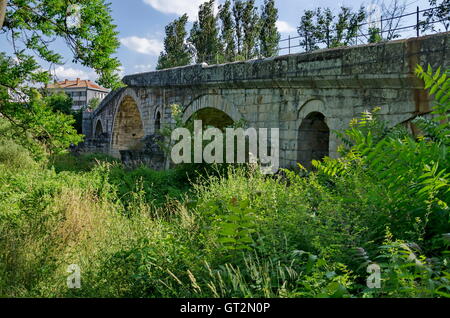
<box><xmin>196</xmin><ymin>5</ymin><xmax>449</xmax><ymax>65</ymax></box>
<box><xmin>277</xmin><ymin>6</ymin><xmax>448</xmax><ymax>56</ymax></box>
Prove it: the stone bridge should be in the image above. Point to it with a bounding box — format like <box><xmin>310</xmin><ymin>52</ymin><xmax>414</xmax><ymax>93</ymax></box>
<box><xmin>82</xmin><ymin>32</ymin><xmax>449</xmax><ymax>170</ymax></box>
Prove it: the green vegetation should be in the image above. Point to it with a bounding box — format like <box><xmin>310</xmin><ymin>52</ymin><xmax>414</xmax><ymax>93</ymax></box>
<box><xmin>0</xmin><ymin>0</ymin><xmax>122</xmax><ymax>159</ymax></box>
<box><xmin>0</xmin><ymin>0</ymin><xmax>448</xmax><ymax>299</ymax></box>
<box><xmin>189</xmin><ymin>0</ymin><xmax>223</xmax><ymax>65</ymax></box>
<box><xmin>88</xmin><ymin>97</ymin><xmax>102</xmax><ymax>111</ymax></box>
<box><xmin>157</xmin><ymin>0</ymin><xmax>281</xmax><ymax>69</ymax></box>
<box><xmin>42</xmin><ymin>92</ymin><xmax>74</xmax><ymax>115</ymax></box>
<box><xmin>297</xmin><ymin>6</ymin><xmax>366</xmax><ymax>52</ymax></box>
<box><xmin>156</xmin><ymin>0</ymin><xmax>449</xmax><ymax>70</ymax></box>
<box><xmin>0</xmin><ymin>66</ymin><xmax>448</xmax><ymax>298</ymax></box>
<box><xmin>156</xmin><ymin>14</ymin><xmax>192</xmax><ymax>70</ymax></box>
<box><xmin>0</xmin><ymin>90</ymin><xmax>82</xmax><ymax>159</ymax></box>
<box><xmin>422</xmin><ymin>0</ymin><xmax>450</xmax><ymax>33</ymax></box>
<box><xmin>259</xmin><ymin>0</ymin><xmax>280</xmax><ymax>58</ymax></box>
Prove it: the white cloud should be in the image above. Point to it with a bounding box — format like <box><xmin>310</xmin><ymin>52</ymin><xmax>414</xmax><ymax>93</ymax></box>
<box><xmin>276</xmin><ymin>20</ymin><xmax>296</xmax><ymax>34</ymax></box>
<box><xmin>134</xmin><ymin>64</ymin><xmax>153</xmax><ymax>73</ymax></box>
<box><xmin>142</xmin><ymin>0</ymin><xmax>208</xmax><ymax>21</ymax></box>
<box><xmin>120</xmin><ymin>36</ymin><xmax>163</xmax><ymax>56</ymax></box>
<box><xmin>51</xmin><ymin>65</ymin><xmax>125</xmax><ymax>82</ymax></box>
<box><xmin>52</xmin><ymin>66</ymin><xmax>98</xmax><ymax>81</ymax></box>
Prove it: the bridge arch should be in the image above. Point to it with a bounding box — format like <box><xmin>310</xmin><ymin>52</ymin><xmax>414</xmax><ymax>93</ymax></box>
<box><xmin>155</xmin><ymin>111</ymin><xmax>161</xmax><ymax>132</ymax></box>
<box><xmin>297</xmin><ymin>100</ymin><xmax>331</xmax><ymax>169</ymax></box>
<box><xmin>153</xmin><ymin>106</ymin><xmax>163</xmax><ymax>133</ymax></box>
<box><xmin>185</xmin><ymin>107</ymin><xmax>235</xmax><ymax>130</ymax></box>
<box><xmin>94</xmin><ymin>119</ymin><xmax>104</xmax><ymax>138</ymax></box>
<box><xmin>182</xmin><ymin>94</ymin><xmax>244</xmax><ymax>126</ymax></box>
<box><xmin>111</xmin><ymin>93</ymin><xmax>145</xmax><ymax>156</ymax></box>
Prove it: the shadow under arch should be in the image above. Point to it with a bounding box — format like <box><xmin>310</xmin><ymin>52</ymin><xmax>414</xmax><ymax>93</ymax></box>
<box><xmin>185</xmin><ymin>107</ymin><xmax>235</xmax><ymax>130</ymax></box>
<box><xmin>111</xmin><ymin>95</ymin><xmax>145</xmax><ymax>156</ymax></box>
<box><xmin>297</xmin><ymin>111</ymin><xmax>330</xmax><ymax>170</ymax></box>
<box><xmin>182</xmin><ymin>94</ymin><xmax>244</xmax><ymax>125</ymax></box>
<box><xmin>94</xmin><ymin>119</ymin><xmax>104</xmax><ymax>138</ymax></box>
<box><xmin>155</xmin><ymin>111</ymin><xmax>161</xmax><ymax>132</ymax></box>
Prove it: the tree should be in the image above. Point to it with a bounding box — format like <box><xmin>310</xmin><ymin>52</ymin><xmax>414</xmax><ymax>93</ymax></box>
<box><xmin>88</xmin><ymin>97</ymin><xmax>101</xmax><ymax>111</ymax></box>
<box><xmin>219</xmin><ymin>0</ymin><xmax>236</xmax><ymax>62</ymax></box>
<box><xmin>297</xmin><ymin>6</ymin><xmax>366</xmax><ymax>52</ymax></box>
<box><xmin>233</xmin><ymin>0</ymin><xmax>245</xmax><ymax>57</ymax></box>
<box><xmin>345</xmin><ymin>6</ymin><xmax>366</xmax><ymax>45</ymax></box>
<box><xmin>259</xmin><ymin>0</ymin><xmax>280</xmax><ymax>58</ymax></box>
<box><xmin>332</xmin><ymin>6</ymin><xmax>366</xmax><ymax>47</ymax></box>
<box><xmin>315</xmin><ymin>7</ymin><xmax>335</xmax><ymax>48</ymax></box>
<box><xmin>157</xmin><ymin>14</ymin><xmax>192</xmax><ymax>70</ymax></box>
<box><xmin>2</xmin><ymin>0</ymin><xmax>121</xmax><ymax>89</ymax></box>
<box><xmin>298</xmin><ymin>10</ymin><xmax>318</xmax><ymax>52</ymax></box>
<box><xmin>370</xmin><ymin>0</ymin><xmax>407</xmax><ymax>41</ymax></box>
<box><xmin>332</xmin><ymin>7</ymin><xmax>351</xmax><ymax>47</ymax></box>
<box><xmin>331</xmin><ymin>7</ymin><xmax>366</xmax><ymax>47</ymax></box>
<box><xmin>43</xmin><ymin>92</ymin><xmax>73</xmax><ymax>115</ymax></box>
<box><xmin>188</xmin><ymin>0</ymin><xmax>222</xmax><ymax>65</ymax></box>
<box><xmin>0</xmin><ymin>0</ymin><xmax>121</xmax><ymax>156</ymax></box>
<box><xmin>368</xmin><ymin>27</ymin><xmax>383</xmax><ymax>43</ymax></box>
<box><xmin>0</xmin><ymin>0</ymin><xmax>6</xmax><ymax>28</ymax></box>
<box><xmin>422</xmin><ymin>0</ymin><xmax>450</xmax><ymax>32</ymax></box>
<box><xmin>242</xmin><ymin>0</ymin><xmax>260</xmax><ymax>59</ymax></box>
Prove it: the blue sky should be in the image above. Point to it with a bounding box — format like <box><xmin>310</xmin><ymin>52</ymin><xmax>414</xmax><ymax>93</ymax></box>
<box><xmin>1</xmin><ymin>0</ymin><xmax>433</xmax><ymax>83</ymax></box>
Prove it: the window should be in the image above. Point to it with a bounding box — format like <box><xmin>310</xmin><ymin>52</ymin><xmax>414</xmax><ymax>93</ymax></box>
<box><xmin>72</xmin><ymin>101</ymin><xmax>86</xmax><ymax>108</ymax></box>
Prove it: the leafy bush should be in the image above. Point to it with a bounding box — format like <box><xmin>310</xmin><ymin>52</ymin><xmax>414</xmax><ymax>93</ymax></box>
<box><xmin>0</xmin><ymin>137</ymin><xmax>37</xmax><ymax>170</ymax></box>
<box><xmin>49</xmin><ymin>153</ymin><xmax>120</xmax><ymax>173</ymax></box>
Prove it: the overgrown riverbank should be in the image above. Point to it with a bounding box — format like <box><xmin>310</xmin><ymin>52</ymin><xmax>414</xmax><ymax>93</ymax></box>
<box><xmin>1</xmin><ymin>66</ymin><xmax>449</xmax><ymax>298</ymax></box>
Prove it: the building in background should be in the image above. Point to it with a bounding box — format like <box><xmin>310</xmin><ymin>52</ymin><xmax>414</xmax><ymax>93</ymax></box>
<box><xmin>46</xmin><ymin>78</ymin><xmax>110</xmax><ymax>111</ymax></box>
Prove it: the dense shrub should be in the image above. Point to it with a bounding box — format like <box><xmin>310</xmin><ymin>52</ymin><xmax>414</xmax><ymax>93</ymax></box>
<box><xmin>0</xmin><ymin>138</ymin><xmax>37</xmax><ymax>170</ymax></box>
<box><xmin>49</xmin><ymin>153</ymin><xmax>120</xmax><ymax>173</ymax></box>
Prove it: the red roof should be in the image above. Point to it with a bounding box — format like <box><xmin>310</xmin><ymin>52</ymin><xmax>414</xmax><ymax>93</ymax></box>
<box><xmin>47</xmin><ymin>78</ymin><xmax>109</xmax><ymax>92</ymax></box>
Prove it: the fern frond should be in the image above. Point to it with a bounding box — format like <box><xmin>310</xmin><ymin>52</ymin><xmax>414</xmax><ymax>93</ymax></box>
<box><xmin>415</xmin><ymin>65</ymin><xmax>450</xmax><ymax>121</ymax></box>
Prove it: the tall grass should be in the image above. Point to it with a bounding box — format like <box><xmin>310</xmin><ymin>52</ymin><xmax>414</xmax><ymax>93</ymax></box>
<box><xmin>0</xmin><ymin>127</ymin><xmax>448</xmax><ymax>297</ymax></box>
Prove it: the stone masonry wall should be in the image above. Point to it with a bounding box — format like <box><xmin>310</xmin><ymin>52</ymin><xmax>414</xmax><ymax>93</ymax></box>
<box><xmin>84</xmin><ymin>32</ymin><xmax>450</xmax><ymax>169</ymax></box>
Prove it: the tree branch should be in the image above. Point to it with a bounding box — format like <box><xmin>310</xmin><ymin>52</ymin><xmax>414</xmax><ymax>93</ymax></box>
<box><xmin>0</xmin><ymin>0</ymin><xmax>7</xmax><ymax>29</ymax></box>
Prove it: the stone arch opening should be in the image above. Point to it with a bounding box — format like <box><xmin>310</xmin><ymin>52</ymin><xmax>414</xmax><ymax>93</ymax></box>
<box><xmin>187</xmin><ymin>107</ymin><xmax>234</xmax><ymax>130</ymax></box>
<box><xmin>155</xmin><ymin>111</ymin><xmax>161</xmax><ymax>132</ymax></box>
<box><xmin>94</xmin><ymin>120</ymin><xmax>104</xmax><ymax>138</ymax></box>
<box><xmin>185</xmin><ymin>107</ymin><xmax>258</xmax><ymax>165</ymax></box>
<box><xmin>182</xmin><ymin>94</ymin><xmax>244</xmax><ymax>125</ymax></box>
<box><xmin>112</xmin><ymin>96</ymin><xmax>145</xmax><ymax>152</ymax></box>
<box><xmin>297</xmin><ymin>112</ymin><xmax>330</xmax><ymax>170</ymax></box>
